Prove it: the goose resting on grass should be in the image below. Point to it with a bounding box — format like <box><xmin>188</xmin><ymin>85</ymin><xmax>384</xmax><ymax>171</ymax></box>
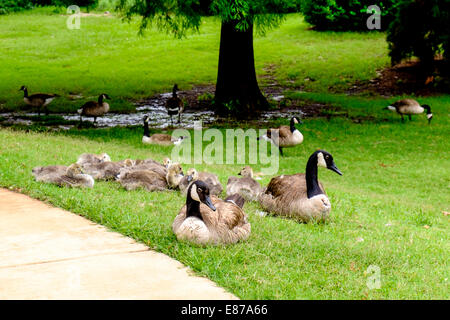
<box><xmin>259</xmin><ymin>150</ymin><xmax>342</xmax><ymax>222</ymax></box>
<box><xmin>172</xmin><ymin>181</ymin><xmax>251</xmax><ymax>245</ymax></box>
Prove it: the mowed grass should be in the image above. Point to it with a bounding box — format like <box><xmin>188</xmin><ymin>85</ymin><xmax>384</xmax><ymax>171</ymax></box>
<box><xmin>0</xmin><ymin>8</ymin><xmax>388</xmax><ymax>112</ymax></box>
<box><xmin>0</xmin><ymin>100</ymin><xmax>449</xmax><ymax>299</ymax></box>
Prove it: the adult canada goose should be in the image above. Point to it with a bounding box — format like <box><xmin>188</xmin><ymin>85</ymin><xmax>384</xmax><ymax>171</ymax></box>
<box><xmin>78</xmin><ymin>94</ymin><xmax>110</xmax><ymax>125</ymax></box>
<box><xmin>19</xmin><ymin>86</ymin><xmax>59</xmax><ymax>116</ymax></box>
<box><xmin>81</xmin><ymin>159</ymin><xmax>134</xmax><ymax>180</ymax></box>
<box><xmin>142</xmin><ymin>116</ymin><xmax>186</xmax><ymax>145</ymax></box>
<box><xmin>165</xmin><ymin>84</ymin><xmax>184</xmax><ymax>125</ymax></box>
<box><xmin>33</xmin><ymin>163</ymin><xmax>94</xmax><ymax>188</ymax></box>
<box><xmin>259</xmin><ymin>150</ymin><xmax>342</xmax><ymax>222</ymax></box>
<box><xmin>384</xmin><ymin>99</ymin><xmax>433</xmax><ymax>123</ymax></box>
<box><xmin>166</xmin><ymin>162</ymin><xmax>184</xmax><ymax>189</ymax></box>
<box><xmin>172</xmin><ymin>181</ymin><xmax>251</xmax><ymax>245</ymax></box>
<box><xmin>258</xmin><ymin>117</ymin><xmax>303</xmax><ymax>156</ymax></box>
<box><xmin>226</xmin><ymin>166</ymin><xmax>262</xmax><ymax>201</ymax></box>
<box><xmin>76</xmin><ymin>153</ymin><xmax>111</xmax><ymax>166</ymax></box>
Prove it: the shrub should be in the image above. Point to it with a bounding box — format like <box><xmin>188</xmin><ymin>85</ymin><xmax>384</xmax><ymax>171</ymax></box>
<box><xmin>301</xmin><ymin>0</ymin><xmax>398</xmax><ymax>31</ymax></box>
<box><xmin>0</xmin><ymin>0</ymin><xmax>33</xmax><ymax>14</ymax></box>
<box><xmin>387</xmin><ymin>0</ymin><xmax>450</xmax><ymax>69</ymax></box>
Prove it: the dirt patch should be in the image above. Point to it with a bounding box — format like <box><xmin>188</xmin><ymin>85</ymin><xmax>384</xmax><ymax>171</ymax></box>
<box><xmin>345</xmin><ymin>59</ymin><xmax>450</xmax><ymax>97</ymax></box>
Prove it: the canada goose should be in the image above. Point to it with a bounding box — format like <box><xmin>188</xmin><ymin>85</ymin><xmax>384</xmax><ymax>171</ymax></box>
<box><xmin>141</xmin><ymin>116</ymin><xmax>187</xmax><ymax>145</ymax></box>
<box><xmin>172</xmin><ymin>181</ymin><xmax>251</xmax><ymax>245</ymax></box>
<box><xmin>118</xmin><ymin>158</ymin><xmax>168</xmax><ymax>181</ymax></box>
<box><xmin>259</xmin><ymin>150</ymin><xmax>342</xmax><ymax>222</ymax></box>
<box><xmin>32</xmin><ymin>165</ymin><xmax>67</xmax><ymax>182</ymax></box>
<box><xmin>258</xmin><ymin>117</ymin><xmax>303</xmax><ymax>156</ymax></box>
<box><xmin>166</xmin><ymin>162</ymin><xmax>184</xmax><ymax>189</ymax></box>
<box><xmin>19</xmin><ymin>86</ymin><xmax>59</xmax><ymax>116</ymax></box>
<box><xmin>163</xmin><ymin>157</ymin><xmax>172</xmax><ymax>168</ymax></box>
<box><xmin>76</xmin><ymin>153</ymin><xmax>111</xmax><ymax>166</ymax></box>
<box><xmin>33</xmin><ymin>163</ymin><xmax>94</xmax><ymax>188</ymax></box>
<box><xmin>165</xmin><ymin>84</ymin><xmax>184</xmax><ymax>125</ymax></box>
<box><xmin>78</xmin><ymin>94</ymin><xmax>110</xmax><ymax>125</ymax></box>
<box><xmin>179</xmin><ymin>169</ymin><xmax>223</xmax><ymax>196</ymax></box>
<box><xmin>384</xmin><ymin>99</ymin><xmax>433</xmax><ymax>123</ymax></box>
<box><xmin>117</xmin><ymin>169</ymin><xmax>168</xmax><ymax>192</ymax></box>
<box><xmin>179</xmin><ymin>168</ymin><xmax>198</xmax><ymax>195</ymax></box>
<box><xmin>81</xmin><ymin>159</ymin><xmax>134</xmax><ymax>180</ymax></box>
<box><xmin>226</xmin><ymin>166</ymin><xmax>262</xmax><ymax>201</ymax></box>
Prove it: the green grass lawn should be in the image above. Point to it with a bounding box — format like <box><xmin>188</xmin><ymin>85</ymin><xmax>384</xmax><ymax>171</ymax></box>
<box><xmin>0</xmin><ymin>8</ymin><xmax>449</xmax><ymax>300</ymax></box>
<box><xmin>0</xmin><ymin>102</ymin><xmax>449</xmax><ymax>299</ymax></box>
<box><xmin>0</xmin><ymin>8</ymin><xmax>388</xmax><ymax>112</ymax></box>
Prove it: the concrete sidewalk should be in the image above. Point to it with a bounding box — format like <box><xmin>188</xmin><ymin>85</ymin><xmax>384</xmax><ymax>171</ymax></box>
<box><xmin>0</xmin><ymin>188</ymin><xmax>237</xmax><ymax>300</ymax></box>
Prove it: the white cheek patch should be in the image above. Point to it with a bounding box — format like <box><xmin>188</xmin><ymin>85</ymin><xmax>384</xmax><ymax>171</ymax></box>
<box><xmin>427</xmin><ymin>113</ymin><xmax>433</xmax><ymax>119</ymax></box>
<box><xmin>190</xmin><ymin>187</ymin><xmax>200</xmax><ymax>202</ymax></box>
<box><xmin>317</xmin><ymin>152</ymin><xmax>327</xmax><ymax>168</ymax></box>
<box><xmin>387</xmin><ymin>106</ymin><xmax>396</xmax><ymax>112</ymax></box>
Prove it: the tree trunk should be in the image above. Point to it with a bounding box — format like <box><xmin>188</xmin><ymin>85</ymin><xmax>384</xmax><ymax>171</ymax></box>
<box><xmin>214</xmin><ymin>20</ymin><xmax>269</xmax><ymax>118</ymax></box>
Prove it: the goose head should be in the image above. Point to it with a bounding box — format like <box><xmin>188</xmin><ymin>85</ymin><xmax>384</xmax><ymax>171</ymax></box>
<box><xmin>173</xmin><ymin>84</ymin><xmax>179</xmax><ymax>92</ymax></box>
<box><xmin>143</xmin><ymin>115</ymin><xmax>149</xmax><ymax>123</ymax></box>
<box><xmin>187</xmin><ymin>180</ymin><xmax>216</xmax><ymax>212</ymax></box>
<box><xmin>101</xmin><ymin>93</ymin><xmax>110</xmax><ymax>100</ymax></box>
<box><xmin>315</xmin><ymin>150</ymin><xmax>342</xmax><ymax>175</ymax></box>
<box><xmin>291</xmin><ymin>116</ymin><xmax>302</xmax><ymax>125</ymax></box>
<box><xmin>100</xmin><ymin>153</ymin><xmax>111</xmax><ymax>162</ymax></box>
<box><xmin>290</xmin><ymin>116</ymin><xmax>303</xmax><ymax>132</ymax></box>
<box><xmin>163</xmin><ymin>157</ymin><xmax>172</xmax><ymax>168</ymax></box>
<box><xmin>185</xmin><ymin>168</ymin><xmax>199</xmax><ymax>183</ymax></box>
<box><xmin>123</xmin><ymin>159</ymin><xmax>134</xmax><ymax>167</ymax></box>
<box><xmin>167</xmin><ymin>162</ymin><xmax>184</xmax><ymax>187</ymax></box>
<box><xmin>422</xmin><ymin>104</ymin><xmax>432</xmax><ymax>123</ymax></box>
<box><xmin>19</xmin><ymin>85</ymin><xmax>27</xmax><ymax>91</ymax></box>
<box><xmin>173</xmin><ymin>136</ymin><xmax>187</xmax><ymax>146</ymax></box>
<box><xmin>238</xmin><ymin>166</ymin><xmax>253</xmax><ymax>178</ymax></box>
<box><xmin>66</xmin><ymin>163</ymin><xmax>84</xmax><ymax>177</ymax></box>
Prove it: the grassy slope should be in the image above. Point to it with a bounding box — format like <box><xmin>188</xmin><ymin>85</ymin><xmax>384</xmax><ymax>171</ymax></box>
<box><xmin>0</xmin><ymin>9</ymin><xmax>449</xmax><ymax>299</ymax></box>
<box><xmin>1</xmin><ymin>106</ymin><xmax>448</xmax><ymax>299</ymax></box>
<box><xmin>0</xmin><ymin>9</ymin><xmax>388</xmax><ymax>112</ymax></box>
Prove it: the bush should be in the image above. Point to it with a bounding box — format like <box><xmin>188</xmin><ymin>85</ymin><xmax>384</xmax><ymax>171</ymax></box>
<box><xmin>0</xmin><ymin>0</ymin><xmax>33</xmax><ymax>14</ymax></box>
<box><xmin>301</xmin><ymin>0</ymin><xmax>398</xmax><ymax>31</ymax></box>
<box><xmin>387</xmin><ymin>0</ymin><xmax>450</xmax><ymax>69</ymax></box>
<box><xmin>0</xmin><ymin>0</ymin><xmax>98</xmax><ymax>14</ymax></box>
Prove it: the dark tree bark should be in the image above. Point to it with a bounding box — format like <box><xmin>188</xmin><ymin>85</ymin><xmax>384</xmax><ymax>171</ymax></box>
<box><xmin>214</xmin><ymin>20</ymin><xmax>269</xmax><ymax>118</ymax></box>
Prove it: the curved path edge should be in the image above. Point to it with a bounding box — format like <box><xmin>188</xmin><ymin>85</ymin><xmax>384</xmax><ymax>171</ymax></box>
<box><xmin>0</xmin><ymin>188</ymin><xmax>237</xmax><ymax>300</ymax></box>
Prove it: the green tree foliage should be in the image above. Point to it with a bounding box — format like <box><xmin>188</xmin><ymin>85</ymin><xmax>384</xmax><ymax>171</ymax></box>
<box><xmin>387</xmin><ymin>0</ymin><xmax>450</xmax><ymax>69</ymax></box>
<box><xmin>0</xmin><ymin>0</ymin><xmax>98</xmax><ymax>14</ymax></box>
<box><xmin>117</xmin><ymin>0</ymin><xmax>292</xmax><ymax>36</ymax></box>
<box><xmin>0</xmin><ymin>0</ymin><xmax>32</xmax><ymax>14</ymax></box>
<box><xmin>301</xmin><ymin>0</ymin><xmax>398</xmax><ymax>31</ymax></box>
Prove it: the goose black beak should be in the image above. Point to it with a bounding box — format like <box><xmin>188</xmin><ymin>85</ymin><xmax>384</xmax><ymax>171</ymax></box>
<box><xmin>187</xmin><ymin>174</ymin><xmax>193</xmax><ymax>182</ymax></box>
<box><xmin>203</xmin><ymin>195</ymin><xmax>216</xmax><ymax>211</ymax></box>
<box><xmin>329</xmin><ymin>164</ymin><xmax>343</xmax><ymax>176</ymax></box>
<box><xmin>428</xmin><ymin>115</ymin><xmax>433</xmax><ymax>124</ymax></box>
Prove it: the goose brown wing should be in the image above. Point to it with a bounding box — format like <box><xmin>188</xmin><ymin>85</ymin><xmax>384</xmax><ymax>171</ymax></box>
<box><xmin>265</xmin><ymin>173</ymin><xmax>308</xmax><ymax>198</ymax></box>
<box><xmin>151</xmin><ymin>134</ymin><xmax>172</xmax><ymax>142</ymax></box>
<box><xmin>393</xmin><ymin>99</ymin><xmax>419</xmax><ymax>108</ymax></box>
